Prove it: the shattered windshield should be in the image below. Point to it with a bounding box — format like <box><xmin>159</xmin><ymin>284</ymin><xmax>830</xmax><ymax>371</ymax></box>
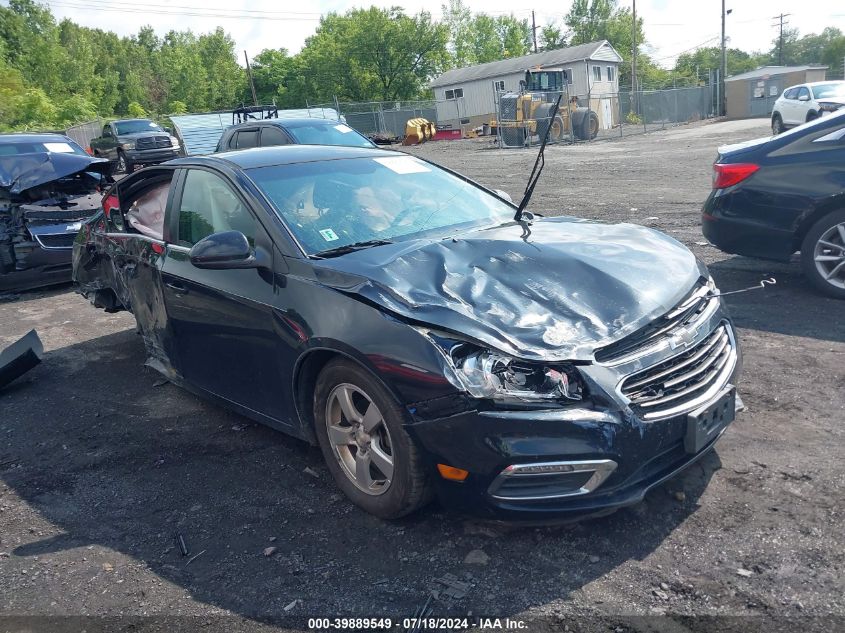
<box><xmin>286</xmin><ymin>122</ymin><xmax>374</xmax><ymax>148</ymax></box>
<box><xmin>115</xmin><ymin>120</ymin><xmax>164</xmax><ymax>135</ymax></box>
<box><xmin>0</xmin><ymin>139</ymin><xmax>87</xmax><ymax>156</ymax></box>
<box><xmin>247</xmin><ymin>155</ymin><xmax>514</xmax><ymax>255</ymax></box>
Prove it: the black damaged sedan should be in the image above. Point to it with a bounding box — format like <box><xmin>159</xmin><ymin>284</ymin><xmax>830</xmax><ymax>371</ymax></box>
<box><xmin>74</xmin><ymin>145</ymin><xmax>742</xmax><ymax>521</ymax></box>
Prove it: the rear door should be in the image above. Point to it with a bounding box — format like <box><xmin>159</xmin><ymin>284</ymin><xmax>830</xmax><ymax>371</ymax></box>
<box><xmin>159</xmin><ymin>166</ymin><xmax>291</xmax><ymax>424</ymax></box>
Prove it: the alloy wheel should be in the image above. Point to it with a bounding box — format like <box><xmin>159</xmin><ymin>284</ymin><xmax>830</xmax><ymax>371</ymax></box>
<box><xmin>813</xmin><ymin>222</ymin><xmax>845</xmax><ymax>290</ymax></box>
<box><xmin>117</xmin><ymin>153</ymin><xmax>126</xmax><ymax>173</ymax></box>
<box><xmin>325</xmin><ymin>383</ymin><xmax>395</xmax><ymax>495</ymax></box>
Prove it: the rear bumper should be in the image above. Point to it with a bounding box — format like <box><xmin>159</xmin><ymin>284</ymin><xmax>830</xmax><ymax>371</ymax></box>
<box><xmin>702</xmin><ymin>191</ymin><xmax>795</xmax><ymax>261</ymax></box>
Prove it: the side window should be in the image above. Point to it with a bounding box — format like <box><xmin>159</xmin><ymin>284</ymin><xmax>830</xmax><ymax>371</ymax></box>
<box><xmin>260</xmin><ymin>126</ymin><xmax>290</xmax><ymax>146</ymax></box>
<box><xmin>102</xmin><ymin>125</ymin><xmax>111</xmax><ymax>137</ymax></box>
<box><xmin>783</xmin><ymin>88</ymin><xmax>796</xmax><ymax>99</ymax></box>
<box><xmin>234</xmin><ymin>129</ymin><xmax>259</xmax><ymax>149</ymax></box>
<box><xmin>176</xmin><ymin>170</ymin><xmax>256</xmax><ymax>247</ymax></box>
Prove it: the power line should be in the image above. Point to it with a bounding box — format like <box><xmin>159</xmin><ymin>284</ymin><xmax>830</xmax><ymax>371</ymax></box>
<box><xmin>771</xmin><ymin>13</ymin><xmax>791</xmax><ymax>65</ymax></box>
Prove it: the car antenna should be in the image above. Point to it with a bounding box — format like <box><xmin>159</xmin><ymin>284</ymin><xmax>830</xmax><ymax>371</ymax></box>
<box><xmin>514</xmin><ymin>92</ymin><xmax>564</xmax><ymax>223</ymax></box>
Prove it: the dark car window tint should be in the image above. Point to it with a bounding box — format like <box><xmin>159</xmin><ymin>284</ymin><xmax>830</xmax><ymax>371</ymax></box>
<box><xmin>260</xmin><ymin>126</ymin><xmax>290</xmax><ymax>146</ymax></box>
<box><xmin>177</xmin><ymin>170</ymin><xmax>255</xmax><ymax>247</ymax></box>
<box><xmin>235</xmin><ymin>130</ymin><xmax>259</xmax><ymax>149</ymax></box>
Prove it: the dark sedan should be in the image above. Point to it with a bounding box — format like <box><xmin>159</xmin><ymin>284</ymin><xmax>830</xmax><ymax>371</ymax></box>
<box><xmin>1</xmin><ymin>133</ymin><xmax>110</xmax><ymax>291</ymax></box>
<box><xmin>74</xmin><ymin>145</ymin><xmax>742</xmax><ymax>521</ymax></box>
<box><xmin>214</xmin><ymin>117</ymin><xmax>375</xmax><ymax>152</ymax></box>
<box><xmin>703</xmin><ymin>110</ymin><xmax>845</xmax><ymax>298</ymax></box>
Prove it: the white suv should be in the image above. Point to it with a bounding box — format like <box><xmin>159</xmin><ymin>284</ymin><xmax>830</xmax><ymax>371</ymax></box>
<box><xmin>771</xmin><ymin>81</ymin><xmax>845</xmax><ymax>134</ymax></box>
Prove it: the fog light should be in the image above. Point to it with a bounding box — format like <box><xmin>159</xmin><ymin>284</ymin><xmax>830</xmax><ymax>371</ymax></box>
<box><xmin>437</xmin><ymin>464</ymin><xmax>469</xmax><ymax>481</ymax></box>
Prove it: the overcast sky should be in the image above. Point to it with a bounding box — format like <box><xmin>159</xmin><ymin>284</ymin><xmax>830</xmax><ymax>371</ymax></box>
<box><xmin>36</xmin><ymin>0</ymin><xmax>845</xmax><ymax>69</ymax></box>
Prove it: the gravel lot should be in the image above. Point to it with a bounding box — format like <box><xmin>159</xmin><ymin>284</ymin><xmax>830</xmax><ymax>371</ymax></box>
<box><xmin>1</xmin><ymin>119</ymin><xmax>843</xmax><ymax>632</ymax></box>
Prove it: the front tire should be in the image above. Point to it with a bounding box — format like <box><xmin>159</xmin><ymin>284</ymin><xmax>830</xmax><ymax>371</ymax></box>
<box><xmin>771</xmin><ymin>113</ymin><xmax>785</xmax><ymax>135</ymax></box>
<box><xmin>313</xmin><ymin>359</ymin><xmax>432</xmax><ymax>519</ymax></box>
<box><xmin>800</xmin><ymin>209</ymin><xmax>845</xmax><ymax>299</ymax></box>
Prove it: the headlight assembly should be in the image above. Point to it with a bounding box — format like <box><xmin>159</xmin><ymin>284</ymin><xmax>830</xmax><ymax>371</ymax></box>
<box><xmin>120</xmin><ymin>141</ymin><xmax>135</xmax><ymax>150</ymax></box>
<box><xmin>451</xmin><ymin>345</ymin><xmax>584</xmax><ymax>403</ymax></box>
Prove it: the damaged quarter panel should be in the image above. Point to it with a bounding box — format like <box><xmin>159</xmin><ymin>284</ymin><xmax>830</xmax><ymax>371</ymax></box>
<box><xmin>73</xmin><ymin>145</ymin><xmax>742</xmax><ymax>522</ymax></box>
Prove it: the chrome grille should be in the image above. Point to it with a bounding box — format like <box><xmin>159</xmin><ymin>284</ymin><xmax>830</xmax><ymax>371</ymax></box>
<box><xmin>596</xmin><ymin>281</ymin><xmax>715</xmax><ymax>363</ymax></box>
<box><xmin>620</xmin><ymin>323</ymin><xmax>735</xmax><ymax>420</ymax></box>
<box><xmin>34</xmin><ymin>232</ymin><xmax>76</xmax><ymax>249</ymax></box>
<box><xmin>136</xmin><ymin>136</ymin><xmax>172</xmax><ymax>149</ymax></box>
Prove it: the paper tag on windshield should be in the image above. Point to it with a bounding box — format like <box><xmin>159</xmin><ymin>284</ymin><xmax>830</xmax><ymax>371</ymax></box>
<box><xmin>44</xmin><ymin>142</ymin><xmax>75</xmax><ymax>153</ymax></box>
<box><xmin>65</xmin><ymin>222</ymin><xmax>82</xmax><ymax>232</ymax></box>
<box><xmin>334</xmin><ymin>124</ymin><xmax>353</xmax><ymax>134</ymax></box>
<box><xmin>319</xmin><ymin>228</ymin><xmax>339</xmax><ymax>242</ymax></box>
<box><xmin>374</xmin><ymin>156</ymin><xmax>431</xmax><ymax>174</ymax></box>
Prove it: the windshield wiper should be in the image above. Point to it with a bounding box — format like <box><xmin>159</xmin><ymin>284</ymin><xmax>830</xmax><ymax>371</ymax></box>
<box><xmin>514</xmin><ymin>93</ymin><xmax>563</xmax><ymax>222</ymax></box>
<box><xmin>311</xmin><ymin>239</ymin><xmax>393</xmax><ymax>259</ymax></box>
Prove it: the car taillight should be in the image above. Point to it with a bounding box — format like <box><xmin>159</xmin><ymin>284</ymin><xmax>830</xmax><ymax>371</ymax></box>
<box><xmin>712</xmin><ymin>163</ymin><xmax>759</xmax><ymax>189</ymax></box>
<box><xmin>103</xmin><ymin>194</ymin><xmax>119</xmax><ymax>218</ymax></box>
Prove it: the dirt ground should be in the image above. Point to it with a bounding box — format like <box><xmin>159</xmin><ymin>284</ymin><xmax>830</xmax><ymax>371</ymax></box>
<box><xmin>1</xmin><ymin>119</ymin><xmax>843</xmax><ymax>632</ymax></box>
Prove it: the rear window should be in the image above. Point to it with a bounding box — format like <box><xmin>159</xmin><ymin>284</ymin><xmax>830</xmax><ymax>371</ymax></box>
<box><xmin>0</xmin><ymin>139</ymin><xmax>87</xmax><ymax>156</ymax></box>
<box><xmin>286</xmin><ymin>123</ymin><xmax>373</xmax><ymax>148</ymax></box>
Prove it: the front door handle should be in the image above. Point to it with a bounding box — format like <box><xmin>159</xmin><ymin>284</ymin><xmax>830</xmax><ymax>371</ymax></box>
<box><xmin>165</xmin><ymin>281</ymin><xmax>188</xmax><ymax>294</ymax></box>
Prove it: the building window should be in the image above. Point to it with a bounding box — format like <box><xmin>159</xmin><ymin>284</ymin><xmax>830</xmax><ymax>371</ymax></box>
<box><xmin>564</xmin><ymin>69</ymin><xmax>573</xmax><ymax>85</ymax></box>
<box><xmin>592</xmin><ymin>66</ymin><xmax>602</xmax><ymax>81</ymax></box>
<box><xmin>445</xmin><ymin>88</ymin><xmax>464</xmax><ymax>100</ymax></box>
<box><xmin>606</xmin><ymin>66</ymin><xmax>614</xmax><ymax>82</ymax></box>
<box><xmin>494</xmin><ymin>80</ymin><xmax>505</xmax><ymax>91</ymax></box>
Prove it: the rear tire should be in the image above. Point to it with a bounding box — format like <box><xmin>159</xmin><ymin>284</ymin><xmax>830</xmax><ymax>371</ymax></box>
<box><xmin>313</xmin><ymin>358</ymin><xmax>432</xmax><ymax>519</ymax></box>
<box><xmin>771</xmin><ymin>113</ymin><xmax>785</xmax><ymax>135</ymax></box>
<box><xmin>575</xmin><ymin>111</ymin><xmax>599</xmax><ymax>140</ymax></box>
<box><xmin>806</xmin><ymin>110</ymin><xmax>818</xmax><ymax>123</ymax></box>
<box><xmin>800</xmin><ymin>209</ymin><xmax>845</xmax><ymax>299</ymax></box>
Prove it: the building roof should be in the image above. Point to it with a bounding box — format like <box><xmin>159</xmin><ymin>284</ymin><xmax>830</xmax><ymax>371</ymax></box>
<box><xmin>430</xmin><ymin>40</ymin><xmax>621</xmax><ymax>88</ymax></box>
<box><xmin>725</xmin><ymin>65</ymin><xmax>829</xmax><ymax>82</ymax></box>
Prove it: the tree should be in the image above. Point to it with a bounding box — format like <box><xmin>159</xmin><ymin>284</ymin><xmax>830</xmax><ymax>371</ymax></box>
<box><xmin>298</xmin><ymin>7</ymin><xmax>449</xmax><ymax>102</ymax></box>
<box><xmin>441</xmin><ymin>0</ymin><xmax>531</xmax><ymax>67</ymax></box>
<box><xmin>540</xmin><ymin>23</ymin><xmax>567</xmax><ymax>51</ymax></box>
<box><xmin>674</xmin><ymin>47</ymin><xmax>764</xmax><ymax>84</ymax></box>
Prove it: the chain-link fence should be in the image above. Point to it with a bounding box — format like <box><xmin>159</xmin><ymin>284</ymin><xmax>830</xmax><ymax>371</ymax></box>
<box><xmin>65</xmin><ymin>118</ymin><xmax>103</xmax><ymax>152</ymax></box>
<box><xmin>309</xmin><ymin>100</ymin><xmax>437</xmax><ymax>139</ymax></box>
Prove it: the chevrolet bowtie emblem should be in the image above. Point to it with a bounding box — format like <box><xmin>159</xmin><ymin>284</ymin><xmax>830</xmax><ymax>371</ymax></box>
<box><xmin>669</xmin><ymin>326</ymin><xmax>697</xmax><ymax>349</ymax></box>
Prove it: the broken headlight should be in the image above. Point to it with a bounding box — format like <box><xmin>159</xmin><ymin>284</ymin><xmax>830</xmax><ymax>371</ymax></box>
<box><xmin>451</xmin><ymin>346</ymin><xmax>584</xmax><ymax>403</ymax></box>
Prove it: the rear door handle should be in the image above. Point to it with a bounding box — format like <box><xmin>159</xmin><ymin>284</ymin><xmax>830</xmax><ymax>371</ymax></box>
<box><xmin>165</xmin><ymin>281</ymin><xmax>188</xmax><ymax>293</ymax></box>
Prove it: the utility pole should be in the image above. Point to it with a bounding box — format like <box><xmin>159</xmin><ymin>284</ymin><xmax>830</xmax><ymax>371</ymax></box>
<box><xmin>631</xmin><ymin>0</ymin><xmax>638</xmax><ymax>112</ymax></box>
<box><xmin>531</xmin><ymin>11</ymin><xmax>538</xmax><ymax>53</ymax></box>
<box><xmin>244</xmin><ymin>50</ymin><xmax>258</xmax><ymax>106</ymax></box>
<box><xmin>772</xmin><ymin>14</ymin><xmax>791</xmax><ymax>65</ymax></box>
<box><xmin>721</xmin><ymin>0</ymin><xmax>727</xmax><ymax>116</ymax></box>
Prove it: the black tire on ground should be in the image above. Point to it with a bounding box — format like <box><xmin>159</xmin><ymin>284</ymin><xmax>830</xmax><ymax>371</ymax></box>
<box><xmin>575</xmin><ymin>111</ymin><xmax>599</xmax><ymax>140</ymax></box>
<box><xmin>806</xmin><ymin>111</ymin><xmax>818</xmax><ymax>123</ymax></box>
<box><xmin>800</xmin><ymin>209</ymin><xmax>845</xmax><ymax>300</ymax></box>
<box><xmin>312</xmin><ymin>358</ymin><xmax>433</xmax><ymax>519</ymax></box>
<box><xmin>771</xmin><ymin>113</ymin><xmax>785</xmax><ymax>135</ymax></box>
<box><xmin>533</xmin><ymin>104</ymin><xmax>555</xmax><ymax>142</ymax></box>
<box><xmin>116</xmin><ymin>150</ymin><xmax>134</xmax><ymax>175</ymax></box>
<box><xmin>550</xmin><ymin>115</ymin><xmax>565</xmax><ymax>141</ymax></box>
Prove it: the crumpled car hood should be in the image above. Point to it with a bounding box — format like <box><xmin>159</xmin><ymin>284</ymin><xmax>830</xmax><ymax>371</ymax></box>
<box><xmin>312</xmin><ymin>217</ymin><xmax>704</xmax><ymax>361</ymax></box>
<box><xmin>0</xmin><ymin>152</ymin><xmax>110</xmax><ymax>195</ymax></box>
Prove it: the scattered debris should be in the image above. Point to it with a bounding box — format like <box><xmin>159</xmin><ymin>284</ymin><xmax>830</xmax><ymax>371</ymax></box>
<box><xmin>303</xmin><ymin>467</ymin><xmax>320</xmax><ymax>479</ymax></box>
<box><xmin>185</xmin><ymin>550</ymin><xmax>206</xmax><ymax>567</ymax></box>
<box><xmin>659</xmin><ymin>582</ymin><xmax>670</xmax><ymax>591</ymax></box>
<box><xmin>736</xmin><ymin>568</ymin><xmax>754</xmax><ymax>578</ymax></box>
<box><xmin>176</xmin><ymin>532</ymin><xmax>189</xmax><ymax>557</ymax></box>
<box><xmin>283</xmin><ymin>599</ymin><xmax>299</xmax><ymax>612</ymax></box>
<box><xmin>152</xmin><ymin>379</ymin><xmax>168</xmax><ymax>387</ymax></box>
<box><xmin>406</xmin><ymin>594</ymin><xmax>434</xmax><ymax>633</ymax></box>
<box><xmin>674</xmin><ymin>491</ymin><xmax>686</xmax><ymax>502</ymax></box>
<box><xmin>431</xmin><ymin>573</ymin><xmax>470</xmax><ymax>600</ymax></box>
<box><xmin>102</xmin><ymin>563</ymin><xmax>113</xmax><ymax>572</ymax></box>
<box><xmin>652</xmin><ymin>588</ymin><xmax>669</xmax><ymax>600</ymax></box>
<box><xmin>263</xmin><ymin>547</ymin><xmax>277</xmax><ymax>557</ymax></box>
<box><xmin>231</xmin><ymin>424</ymin><xmax>247</xmax><ymax>432</ymax></box>
<box><xmin>463</xmin><ymin>549</ymin><xmax>489</xmax><ymax>565</ymax></box>
<box><xmin>0</xmin><ymin>329</ymin><xmax>43</xmax><ymax>390</ymax></box>
<box><xmin>588</xmin><ymin>555</ymin><xmax>600</xmax><ymax>563</ymax></box>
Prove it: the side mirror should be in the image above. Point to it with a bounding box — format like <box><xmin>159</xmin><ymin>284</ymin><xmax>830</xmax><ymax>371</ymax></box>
<box><xmin>494</xmin><ymin>189</ymin><xmax>513</xmax><ymax>203</ymax></box>
<box><xmin>189</xmin><ymin>231</ymin><xmax>260</xmax><ymax>269</ymax></box>
<box><xmin>798</xmin><ymin>94</ymin><xmax>810</xmax><ymax>102</ymax></box>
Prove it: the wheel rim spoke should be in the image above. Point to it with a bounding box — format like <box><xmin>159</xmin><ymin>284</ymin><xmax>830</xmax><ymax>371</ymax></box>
<box><xmin>369</xmin><ymin>441</ymin><xmax>394</xmax><ymax>481</ymax></box>
<box><xmin>825</xmin><ymin>260</ymin><xmax>845</xmax><ymax>280</ymax></box>
<box><xmin>815</xmin><ymin>254</ymin><xmax>843</xmax><ymax>263</ymax></box>
<box><xmin>327</xmin><ymin>424</ymin><xmax>355</xmax><ymax>446</ymax></box>
<box><xmin>818</xmin><ymin>239</ymin><xmax>842</xmax><ymax>251</ymax></box>
<box><xmin>361</xmin><ymin>402</ymin><xmax>382</xmax><ymax>433</ymax></box>
<box><xmin>354</xmin><ymin>451</ymin><xmax>374</xmax><ymax>489</ymax></box>
<box><xmin>837</xmin><ymin>224</ymin><xmax>845</xmax><ymax>245</ymax></box>
<box><xmin>335</xmin><ymin>386</ymin><xmax>360</xmax><ymax>424</ymax></box>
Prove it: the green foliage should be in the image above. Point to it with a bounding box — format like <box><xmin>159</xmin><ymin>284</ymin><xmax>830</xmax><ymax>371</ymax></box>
<box><xmin>674</xmin><ymin>47</ymin><xmax>765</xmax><ymax>84</ymax></box>
<box><xmin>766</xmin><ymin>26</ymin><xmax>845</xmax><ymax>69</ymax></box>
<box><xmin>441</xmin><ymin>0</ymin><xmax>531</xmax><ymax>67</ymax></box>
<box><xmin>167</xmin><ymin>100</ymin><xmax>188</xmax><ymax>115</ymax></box>
<box><xmin>127</xmin><ymin>101</ymin><xmax>147</xmax><ymax>117</ymax></box>
<box><xmin>625</xmin><ymin>111</ymin><xmax>641</xmax><ymax>125</ymax></box>
<box><xmin>540</xmin><ymin>23</ymin><xmax>567</xmax><ymax>52</ymax></box>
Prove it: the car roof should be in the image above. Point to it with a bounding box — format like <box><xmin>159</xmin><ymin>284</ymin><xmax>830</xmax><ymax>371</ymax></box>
<box><xmin>174</xmin><ymin>144</ymin><xmax>394</xmax><ymax>170</ymax></box>
<box><xmin>0</xmin><ymin>132</ymin><xmax>76</xmax><ymax>144</ymax></box>
<box><xmin>111</xmin><ymin>118</ymin><xmax>155</xmax><ymax>124</ymax></box>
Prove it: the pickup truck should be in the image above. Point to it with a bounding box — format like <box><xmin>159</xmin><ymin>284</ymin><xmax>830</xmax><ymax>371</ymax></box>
<box><xmin>89</xmin><ymin>119</ymin><xmax>181</xmax><ymax>174</ymax></box>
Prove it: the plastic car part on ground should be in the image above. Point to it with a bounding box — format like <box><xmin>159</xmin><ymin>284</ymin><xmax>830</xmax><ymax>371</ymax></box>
<box><xmin>0</xmin><ymin>329</ymin><xmax>43</xmax><ymax>389</ymax></box>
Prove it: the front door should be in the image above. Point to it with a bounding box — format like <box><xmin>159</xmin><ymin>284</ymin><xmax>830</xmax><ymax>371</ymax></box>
<box><xmin>160</xmin><ymin>167</ymin><xmax>291</xmax><ymax>425</ymax></box>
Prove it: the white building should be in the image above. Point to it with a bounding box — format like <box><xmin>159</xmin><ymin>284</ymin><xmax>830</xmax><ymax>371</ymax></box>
<box><xmin>431</xmin><ymin>40</ymin><xmax>623</xmax><ymax>131</ymax></box>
